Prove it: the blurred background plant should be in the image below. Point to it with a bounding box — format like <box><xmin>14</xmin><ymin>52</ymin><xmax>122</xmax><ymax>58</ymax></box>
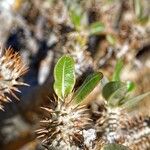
<box><xmin>0</xmin><ymin>48</ymin><xmax>28</xmax><ymax>110</ymax></box>
<box><xmin>0</xmin><ymin>0</ymin><xmax>149</xmax><ymax>149</ymax></box>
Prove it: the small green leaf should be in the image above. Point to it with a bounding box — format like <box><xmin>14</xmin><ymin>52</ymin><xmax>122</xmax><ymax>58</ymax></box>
<box><xmin>102</xmin><ymin>81</ymin><xmax>128</xmax><ymax>107</ymax></box>
<box><xmin>106</xmin><ymin>34</ymin><xmax>116</xmax><ymax>45</ymax></box>
<box><xmin>69</xmin><ymin>8</ymin><xmax>82</xmax><ymax>30</ymax></box>
<box><xmin>138</xmin><ymin>16</ymin><xmax>149</xmax><ymax>24</ymax></box>
<box><xmin>74</xmin><ymin>72</ymin><xmax>103</xmax><ymax>104</ymax></box>
<box><xmin>112</xmin><ymin>59</ymin><xmax>123</xmax><ymax>81</ymax></box>
<box><xmin>108</xmin><ymin>84</ymin><xmax>128</xmax><ymax>107</ymax></box>
<box><xmin>121</xmin><ymin>91</ymin><xmax>150</xmax><ymax>109</ymax></box>
<box><xmin>89</xmin><ymin>22</ymin><xmax>105</xmax><ymax>35</ymax></box>
<box><xmin>102</xmin><ymin>143</ymin><xmax>129</xmax><ymax>150</ymax></box>
<box><xmin>134</xmin><ymin>0</ymin><xmax>143</xmax><ymax>18</ymax></box>
<box><xmin>54</xmin><ymin>55</ymin><xmax>75</xmax><ymax>99</ymax></box>
<box><xmin>126</xmin><ymin>81</ymin><xmax>135</xmax><ymax>92</ymax></box>
<box><xmin>102</xmin><ymin>81</ymin><xmax>125</xmax><ymax>100</ymax></box>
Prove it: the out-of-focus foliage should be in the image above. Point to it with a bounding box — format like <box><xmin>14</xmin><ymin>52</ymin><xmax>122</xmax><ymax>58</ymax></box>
<box><xmin>101</xmin><ymin>143</ymin><xmax>129</xmax><ymax>150</ymax></box>
<box><xmin>112</xmin><ymin>59</ymin><xmax>123</xmax><ymax>81</ymax></box>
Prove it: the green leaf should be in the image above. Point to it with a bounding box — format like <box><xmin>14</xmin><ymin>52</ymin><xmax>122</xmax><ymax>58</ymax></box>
<box><xmin>54</xmin><ymin>55</ymin><xmax>75</xmax><ymax>99</ymax></box>
<box><xmin>106</xmin><ymin>34</ymin><xmax>116</xmax><ymax>45</ymax></box>
<box><xmin>134</xmin><ymin>0</ymin><xmax>143</xmax><ymax>18</ymax></box>
<box><xmin>108</xmin><ymin>85</ymin><xmax>128</xmax><ymax>107</ymax></box>
<box><xmin>69</xmin><ymin>8</ymin><xmax>82</xmax><ymax>29</ymax></box>
<box><xmin>126</xmin><ymin>81</ymin><xmax>135</xmax><ymax>92</ymax></box>
<box><xmin>89</xmin><ymin>22</ymin><xmax>105</xmax><ymax>35</ymax></box>
<box><xmin>138</xmin><ymin>15</ymin><xmax>149</xmax><ymax>24</ymax></box>
<box><xmin>102</xmin><ymin>143</ymin><xmax>129</xmax><ymax>150</ymax></box>
<box><xmin>121</xmin><ymin>91</ymin><xmax>150</xmax><ymax>109</ymax></box>
<box><xmin>102</xmin><ymin>81</ymin><xmax>125</xmax><ymax>100</ymax></box>
<box><xmin>102</xmin><ymin>81</ymin><xmax>128</xmax><ymax>107</ymax></box>
<box><xmin>112</xmin><ymin>59</ymin><xmax>123</xmax><ymax>81</ymax></box>
<box><xmin>74</xmin><ymin>72</ymin><xmax>103</xmax><ymax>104</ymax></box>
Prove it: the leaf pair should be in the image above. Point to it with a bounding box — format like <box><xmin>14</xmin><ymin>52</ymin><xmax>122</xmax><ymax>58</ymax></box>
<box><xmin>102</xmin><ymin>81</ymin><xmax>150</xmax><ymax>109</ymax></box>
<box><xmin>105</xmin><ymin>59</ymin><xmax>149</xmax><ymax>109</ymax></box>
<box><xmin>54</xmin><ymin>56</ymin><xmax>149</xmax><ymax>108</ymax></box>
<box><xmin>102</xmin><ymin>59</ymin><xmax>133</xmax><ymax>107</ymax></box>
<box><xmin>54</xmin><ymin>55</ymin><xmax>103</xmax><ymax>103</ymax></box>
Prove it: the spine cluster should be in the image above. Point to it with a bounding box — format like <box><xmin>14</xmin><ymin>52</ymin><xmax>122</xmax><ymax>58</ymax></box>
<box><xmin>0</xmin><ymin>48</ymin><xmax>28</xmax><ymax>110</ymax></box>
<box><xmin>122</xmin><ymin>115</ymin><xmax>150</xmax><ymax>150</ymax></box>
<box><xmin>36</xmin><ymin>97</ymin><xmax>91</xmax><ymax>150</ymax></box>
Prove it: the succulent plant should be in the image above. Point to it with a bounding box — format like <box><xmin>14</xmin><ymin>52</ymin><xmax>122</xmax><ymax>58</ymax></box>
<box><xmin>95</xmin><ymin>59</ymin><xmax>150</xmax><ymax>149</ymax></box>
<box><xmin>36</xmin><ymin>55</ymin><xmax>103</xmax><ymax>149</ymax></box>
